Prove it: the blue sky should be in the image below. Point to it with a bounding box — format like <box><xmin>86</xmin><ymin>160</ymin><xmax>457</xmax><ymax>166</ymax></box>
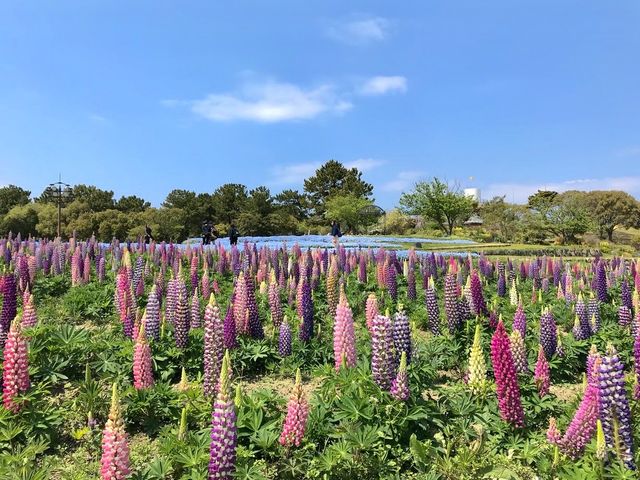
<box><xmin>1</xmin><ymin>1</ymin><xmax>639</xmax><ymax>208</ymax></box>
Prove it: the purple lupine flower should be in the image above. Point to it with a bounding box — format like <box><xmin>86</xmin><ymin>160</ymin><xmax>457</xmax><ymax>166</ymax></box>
<box><xmin>268</xmin><ymin>273</ymin><xmax>283</xmax><ymax>329</ymax></box>
<box><xmin>634</xmin><ymin>335</ymin><xmax>640</xmax><ymax>400</ymax></box>
<box><xmin>393</xmin><ymin>307</ymin><xmax>412</xmax><ymax>365</ymax></box>
<box><xmin>390</xmin><ymin>351</ymin><xmax>410</xmax><ymax>401</ymax></box>
<box><xmin>0</xmin><ymin>273</ymin><xmax>17</xmax><ymax>348</ymax></box>
<box><xmin>598</xmin><ymin>345</ymin><xmax>636</xmax><ymax>470</ymax></box>
<box><xmin>279</xmin><ymin>317</ymin><xmax>292</xmax><ymax>357</ymax></box>
<box><xmin>174</xmin><ymin>292</ymin><xmax>189</xmax><ymax>349</ymax></box>
<box><xmin>209</xmin><ymin>351</ymin><xmax>237</xmax><ymax>479</ymax></box>
<box><xmin>223</xmin><ymin>305</ymin><xmax>237</xmax><ymax>350</ymax></box>
<box><xmin>490</xmin><ymin>320</ymin><xmax>525</xmax><ymax>428</ymax></box>
<box><xmin>512</xmin><ymin>301</ymin><xmax>526</xmax><ymax>339</ymax></box>
<box><xmin>539</xmin><ymin>308</ymin><xmax>557</xmax><ymax>359</ymax></box>
<box><xmin>244</xmin><ymin>273</ymin><xmax>263</xmax><ymax>338</ymax></box>
<box><xmin>145</xmin><ymin>285</ymin><xmax>160</xmax><ymax>341</ymax></box>
<box><xmin>371</xmin><ymin>312</ymin><xmax>396</xmax><ymax>390</ymax></box>
<box><xmin>572</xmin><ymin>316</ymin><xmax>589</xmax><ymax>341</ymax></box>
<box><xmin>190</xmin><ymin>288</ymin><xmax>202</xmax><ymax>329</ymax></box>
<box><xmin>587</xmin><ymin>293</ymin><xmax>601</xmax><ymax>333</ymax></box>
<box><xmin>203</xmin><ymin>294</ymin><xmax>224</xmax><ymax>398</ymax></box>
<box><xmin>575</xmin><ymin>293</ymin><xmax>591</xmax><ymax>339</ymax></box>
<box><xmin>497</xmin><ymin>263</ymin><xmax>506</xmax><ymax>297</ymax></box>
<box><xmin>470</xmin><ymin>270</ymin><xmax>487</xmax><ymax>316</ymax></box>
<box><xmin>595</xmin><ymin>261</ymin><xmax>608</xmax><ymax>303</ymax></box>
<box><xmin>444</xmin><ymin>271</ymin><xmax>460</xmax><ymax>334</ymax></box>
<box><xmin>406</xmin><ymin>266</ymin><xmax>416</xmax><ymax>301</ymax></box>
<box><xmin>298</xmin><ymin>277</ymin><xmax>313</xmax><ymax>343</ymax></box>
<box><xmin>385</xmin><ymin>259</ymin><xmax>398</xmax><ymax>302</ymax></box>
<box><xmin>425</xmin><ymin>277</ymin><xmax>440</xmax><ymax>336</ymax></box>
<box><xmin>621</xmin><ymin>278</ymin><xmax>632</xmax><ymax>310</ymax></box>
<box><xmin>618</xmin><ymin>305</ymin><xmax>632</xmax><ymax>328</ymax></box>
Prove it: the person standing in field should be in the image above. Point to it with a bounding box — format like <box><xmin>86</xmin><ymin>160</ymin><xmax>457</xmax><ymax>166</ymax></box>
<box><xmin>228</xmin><ymin>224</ymin><xmax>239</xmax><ymax>246</ymax></box>
<box><xmin>330</xmin><ymin>220</ymin><xmax>342</xmax><ymax>247</ymax></box>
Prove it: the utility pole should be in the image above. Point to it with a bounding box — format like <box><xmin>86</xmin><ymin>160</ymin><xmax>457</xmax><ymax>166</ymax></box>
<box><xmin>48</xmin><ymin>174</ymin><xmax>72</xmax><ymax>238</ymax></box>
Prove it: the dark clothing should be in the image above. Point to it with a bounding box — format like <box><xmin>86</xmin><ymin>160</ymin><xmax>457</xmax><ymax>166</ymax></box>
<box><xmin>331</xmin><ymin>223</ymin><xmax>342</xmax><ymax>237</ymax></box>
<box><xmin>144</xmin><ymin>227</ymin><xmax>152</xmax><ymax>244</ymax></box>
<box><xmin>228</xmin><ymin>227</ymin><xmax>239</xmax><ymax>246</ymax></box>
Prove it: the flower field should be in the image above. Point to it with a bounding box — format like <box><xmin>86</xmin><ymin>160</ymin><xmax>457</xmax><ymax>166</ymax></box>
<box><xmin>1</xmin><ymin>235</ymin><xmax>640</xmax><ymax>479</ymax></box>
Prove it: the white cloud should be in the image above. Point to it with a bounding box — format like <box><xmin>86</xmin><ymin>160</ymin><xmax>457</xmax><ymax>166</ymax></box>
<box><xmin>189</xmin><ymin>80</ymin><xmax>352</xmax><ymax>123</ymax></box>
<box><xmin>358</xmin><ymin>76</ymin><xmax>407</xmax><ymax>96</ymax></box>
<box><xmin>381</xmin><ymin>170</ymin><xmax>425</xmax><ymax>192</ymax></box>
<box><xmin>88</xmin><ymin>113</ymin><xmax>109</xmax><ymax>124</ymax></box>
<box><xmin>271</xmin><ymin>158</ymin><xmax>384</xmax><ymax>186</ymax></box>
<box><xmin>326</xmin><ymin>16</ymin><xmax>390</xmax><ymax>45</ymax></box>
<box><xmin>616</xmin><ymin>146</ymin><xmax>640</xmax><ymax>157</ymax></box>
<box><xmin>483</xmin><ymin>176</ymin><xmax>640</xmax><ymax>203</ymax></box>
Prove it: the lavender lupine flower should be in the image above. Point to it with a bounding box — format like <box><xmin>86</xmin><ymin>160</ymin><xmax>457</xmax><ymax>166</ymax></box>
<box><xmin>444</xmin><ymin>271</ymin><xmax>460</xmax><ymax>334</ymax></box>
<box><xmin>595</xmin><ymin>261</ymin><xmax>608</xmax><ymax>303</ymax></box>
<box><xmin>598</xmin><ymin>345</ymin><xmax>636</xmax><ymax>470</ymax></box>
<box><xmin>133</xmin><ymin>324</ymin><xmax>154</xmax><ymax>390</ymax></box>
<box><xmin>588</xmin><ymin>293</ymin><xmax>601</xmax><ymax>333</ymax></box>
<box><xmin>201</xmin><ymin>269</ymin><xmax>211</xmax><ymax>300</ymax></box>
<box><xmin>635</xmin><ymin>335</ymin><xmax>640</xmax><ymax>400</ymax></box>
<box><xmin>575</xmin><ymin>293</ymin><xmax>591</xmax><ymax>339</ymax></box>
<box><xmin>190</xmin><ymin>288</ymin><xmax>202</xmax><ymax>329</ymax></box>
<box><xmin>174</xmin><ymin>293</ymin><xmax>190</xmax><ymax>349</ymax></box>
<box><xmin>393</xmin><ymin>307</ymin><xmax>412</xmax><ymax>365</ymax></box>
<box><xmin>490</xmin><ymin>320</ymin><xmax>525</xmax><ymax>428</ymax></box>
<box><xmin>223</xmin><ymin>305</ymin><xmax>237</xmax><ymax>350</ymax></box>
<box><xmin>469</xmin><ymin>270</ymin><xmax>487</xmax><ymax>316</ymax></box>
<box><xmin>497</xmin><ymin>264</ymin><xmax>506</xmax><ymax>297</ymax></box>
<box><xmin>618</xmin><ymin>305</ymin><xmax>632</xmax><ymax>328</ymax></box>
<box><xmin>371</xmin><ymin>312</ymin><xmax>396</xmax><ymax>390</ymax></box>
<box><xmin>425</xmin><ymin>277</ymin><xmax>441</xmax><ymax>336</ymax></box>
<box><xmin>534</xmin><ymin>345</ymin><xmax>550</xmax><ymax>397</ymax></box>
<box><xmin>2</xmin><ymin>318</ymin><xmax>30</xmax><ymax>412</ymax></box>
<box><xmin>145</xmin><ymin>286</ymin><xmax>160</xmax><ymax>341</ymax></box>
<box><xmin>390</xmin><ymin>351</ymin><xmax>410</xmax><ymax>401</ymax></box>
<box><xmin>512</xmin><ymin>301</ymin><xmax>526</xmax><ymax>339</ymax></box>
<box><xmin>279</xmin><ymin>369</ymin><xmax>309</xmax><ymax>448</ymax></box>
<box><xmin>406</xmin><ymin>266</ymin><xmax>416</xmax><ymax>301</ymax></box>
<box><xmin>509</xmin><ymin>330</ymin><xmax>528</xmax><ymax>374</ymax></box>
<box><xmin>572</xmin><ymin>316</ymin><xmax>589</xmax><ymax>341</ymax></box>
<box><xmin>268</xmin><ymin>272</ymin><xmax>283</xmax><ymax>329</ymax></box>
<box><xmin>298</xmin><ymin>277</ymin><xmax>313</xmax><ymax>343</ymax></box>
<box><xmin>539</xmin><ymin>308</ymin><xmax>557</xmax><ymax>359</ymax></box>
<box><xmin>203</xmin><ymin>294</ymin><xmax>224</xmax><ymax>398</ymax></box>
<box><xmin>209</xmin><ymin>351</ymin><xmax>237</xmax><ymax>480</ymax></box>
<box><xmin>278</xmin><ymin>317</ymin><xmax>292</xmax><ymax>357</ymax></box>
<box><xmin>385</xmin><ymin>259</ymin><xmax>398</xmax><ymax>302</ymax></box>
<box><xmin>621</xmin><ymin>278</ymin><xmax>632</xmax><ymax>310</ymax></box>
<box><xmin>333</xmin><ymin>291</ymin><xmax>356</xmax><ymax>371</ymax></box>
<box><xmin>100</xmin><ymin>384</ymin><xmax>130</xmax><ymax>480</ymax></box>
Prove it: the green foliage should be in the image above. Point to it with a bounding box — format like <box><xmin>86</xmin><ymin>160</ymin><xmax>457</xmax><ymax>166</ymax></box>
<box><xmin>324</xmin><ymin>195</ymin><xmax>375</xmax><ymax>233</ymax></box>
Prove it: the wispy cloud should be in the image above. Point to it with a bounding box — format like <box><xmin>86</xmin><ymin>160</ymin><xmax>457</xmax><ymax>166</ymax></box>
<box><xmin>381</xmin><ymin>170</ymin><xmax>425</xmax><ymax>192</ymax></box>
<box><xmin>182</xmin><ymin>80</ymin><xmax>351</xmax><ymax>123</ymax></box>
<box><xmin>270</xmin><ymin>158</ymin><xmax>385</xmax><ymax>186</ymax></box>
<box><xmin>326</xmin><ymin>15</ymin><xmax>390</xmax><ymax>45</ymax></box>
<box><xmin>88</xmin><ymin>113</ymin><xmax>109</xmax><ymax>124</ymax></box>
<box><xmin>616</xmin><ymin>146</ymin><xmax>640</xmax><ymax>157</ymax></box>
<box><xmin>358</xmin><ymin>76</ymin><xmax>407</xmax><ymax>96</ymax></box>
<box><xmin>483</xmin><ymin>176</ymin><xmax>640</xmax><ymax>203</ymax></box>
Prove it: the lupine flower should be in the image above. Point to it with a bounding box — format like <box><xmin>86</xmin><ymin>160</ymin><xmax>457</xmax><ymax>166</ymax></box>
<box><xmin>393</xmin><ymin>307</ymin><xmax>412</xmax><ymax>365</ymax></box>
<box><xmin>444</xmin><ymin>271</ymin><xmax>460</xmax><ymax>333</ymax></box>
<box><xmin>490</xmin><ymin>320</ymin><xmax>525</xmax><ymax>427</ymax></box>
<box><xmin>406</xmin><ymin>266</ymin><xmax>416</xmax><ymax>301</ymax></box>
<box><xmin>365</xmin><ymin>293</ymin><xmax>378</xmax><ymax>331</ymax></box>
<box><xmin>21</xmin><ymin>293</ymin><xmax>37</xmax><ymax>328</ymax></box>
<box><xmin>203</xmin><ymin>294</ymin><xmax>224</xmax><ymax>398</ymax></box>
<box><xmin>244</xmin><ymin>275</ymin><xmax>264</xmax><ymax>339</ymax></box>
<box><xmin>588</xmin><ymin>293</ymin><xmax>601</xmax><ymax>333</ymax></box>
<box><xmin>509</xmin><ymin>280</ymin><xmax>518</xmax><ymax>306</ymax></box>
<box><xmin>598</xmin><ymin>345</ymin><xmax>635</xmax><ymax>470</ymax></box>
<box><xmin>534</xmin><ymin>345</ymin><xmax>550</xmax><ymax>397</ymax></box>
<box><xmin>586</xmin><ymin>344</ymin><xmax>600</xmax><ymax>380</ymax></box>
<box><xmin>596</xmin><ymin>419</ymin><xmax>607</xmax><ymax>462</ymax></box>
<box><xmin>298</xmin><ymin>277</ymin><xmax>313</xmax><ymax>343</ymax></box>
<box><xmin>539</xmin><ymin>308</ymin><xmax>557</xmax><ymax>359</ymax></box>
<box><xmin>470</xmin><ymin>270</ymin><xmax>487</xmax><ymax>316</ymax></box>
<box><xmin>618</xmin><ymin>305</ymin><xmax>632</xmax><ymax>328</ymax></box>
<box><xmin>547</xmin><ymin>417</ymin><xmax>561</xmax><ymax>444</ymax></box>
<box><xmin>223</xmin><ymin>305</ymin><xmax>237</xmax><ymax>350</ymax></box>
<box><xmin>100</xmin><ymin>384</ymin><xmax>130</xmax><ymax>480</ymax></box>
<box><xmin>333</xmin><ymin>290</ymin><xmax>356</xmax><ymax>371</ymax></box>
<box><xmin>575</xmin><ymin>293</ymin><xmax>591</xmax><ymax>338</ymax></box>
<box><xmin>268</xmin><ymin>272</ymin><xmax>283</xmax><ymax>329</ymax></box>
<box><xmin>326</xmin><ymin>258</ymin><xmax>339</xmax><ymax>318</ymax></box>
<box><xmin>145</xmin><ymin>285</ymin><xmax>160</xmax><ymax>341</ymax></box>
<box><xmin>634</xmin><ymin>335</ymin><xmax>640</xmax><ymax>400</ymax></box>
<box><xmin>209</xmin><ymin>351</ymin><xmax>237</xmax><ymax>479</ymax></box>
<box><xmin>201</xmin><ymin>269</ymin><xmax>211</xmax><ymax>300</ymax></box>
<box><xmin>512</xmin><ymin>301</ymin><xmax>526</xmax><ymax>339</ymax></box>
<box><xmin>595</xmin><ymin>261</ymin><xmax>608</xmax><ymax>303</ymax></box>
<box><xmin>391</xmin><ymin>351</ymin><xmax>410</xmax><ymax>401</ymax></box>
<box><xmin>468</xmin><ymin>324</ymin><xmax>487</xmax><ymax>393</ymax></box>
<box><xmin>509</xmin><ymin>329</ymin><xmax>528</xmax><ymax>374</ymax></box>
<box><xmin>2</xmin><ymin>318</ymin><xmax>30</xmax><ymax>412</ymax></box>
<box><xmin>190</xmin><ymin>289</ymin><xmax>201</xmax><ymax>329</ymax></box>
<box><xmin>174</xmin><ymin>293</ymin><xmax>190</xmax><ymax>349</ymax></box>
<box><xmin>279</xmin><ymin>369</ymin><xmax>309</xmax><ymax>448</ymax></box>
<box><xmin>233</xmin><ymin>273</ymin><xmax>248</xmax><ymax>334</ymax></box>
<box><xmin>385</xmin><ymin>259</ymin><xmax>398</xmax><ymax>302</ymax></box>
<box><xmin>425</xmin><ymin>277</ymin><xmax>441</xmax><ymax>335</ymax></box>
<box><xmin>133</xmin><ymin>324</ymin><xmax>154</xmax><ymax>390</ymax></box>
<box><xmin>0</xmin><ymin>273</ymin><xmax>17</xmax><ymax>348</ymax></box>
<box><xmin>371</xmin><ymin>312</ymin><xmax>395</xmax><ymax>390</ymax></box>
<box><xmin>279</xmin><ymin>317</ymin><xmax>292</xmax><ymax>357</ymax></box>
<box><xmin>572</xmin><ymin>316</ymin><xmax>588</xmax><ymax>341</ymax></box>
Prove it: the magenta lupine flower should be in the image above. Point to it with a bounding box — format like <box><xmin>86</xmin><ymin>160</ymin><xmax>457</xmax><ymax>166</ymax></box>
<box><xmin>371</xmin><ymin>313</ymin><xmax>396</xmax><ymax>390</ymax></box>
<box><xmin>21</xmin><ymin>293</ymin><xmax>37</xmax><ymax>328</ymax></box>
<box><xmin>598</xmin><ymin>345</ymin><xmax>636</xmax><ymax>470</ymax></box>
<box><xmin>174</xmin><ymin>293</ymin><xmax>190</xmax><ymax>349</ymax></box>
<box><xmin>425</xmin><ymin>277</ymin><xmax>441</xmax><ymax>336</ymax></box>
<box><xmin>469</xmin><ymin>270</ymin><xmax>487</xmax><ymax>316</ymax></box>
<box><xmin>534</xmin><ymin>346</ymin><xmax>550</xmax><ymax>397</ymax></box>
<box><xmin>190</xmin><ymin>289</ymin><xmax>201</xmax><ymax>329</ymax></box>
<box><xmin>268</xmin><ymin>273</ymin><xmax>283</xmax><ymax>329</ymax></box>
<box><xmin>539</xmin><ymin>308</ymin><xmax>557</xmax><ymax>359</ymax></box>
<box><xmin>233</xmin><ymin>273</ymin><xmax>248</xmax><ymax>334</ymax></box>
<box><xmin>203</xmin><ymin>294</ymin><xmax>224</xmax><ymax>398</ymax></box>
<box><xmin>333</xmin><ymin>292</ymin><xmax>356</xmax><ymax>371</ymax></box>
<box><xmin>2</xmin><ymin>318</ymin><xmax>30</xmax><ymax>412</ymax></box>
<box><xmin>547</xmin><ymin>417</ymin><xmax>561</xmax><ymax>445</ymax></box>
<box><xmin>209</xmin><ymin>351</ymin><xmax>237</xmax><ymax>479</ymax></box>
<box><xmin>390</xmin><ymin>351</ymin><xmax>410</xmax><ymax>401</ymax></box>
<box><xmin>279</xmin><ymin>369</ymin><xmax>309</xmax><ymax>448</ymax></box>
<box><xmin>279</xmin><ymin>317</ymin><xmax>292</xmax><ymax>357</ymax></box>
<box><xmin>365</xmin><ymin>293</ymin><xmax>378</xmax><ymax>331</ymax></box>
<box><xmin>133</xmin><ymin>324</ymin><xmax>154</xmax><ymax>390</ymax></box>
<box><xmin>490</xmin><ymin>321</ymin><xmax>525</xmax><ymax>428</ymax></box>
<box><xmin>100</xmin><ymin>384</ymin><xmax>130</xmax><ymax>480</ymax></box>
<box><xmin>444</xmin><ymin>271</ymin><xmax>460</xmax><ymax>333</ymax></box>
<box><xmin>557</xmin><ymin>360</ymin><xmax>600</xmax><ymax>459</ymax></box>
<box><xmin>393</xmin><ymin>307</ymin><xmax>412</xmax><ymax>364</ymax></box>
<box><xmin>145</xmin><ymin>285</ymin><xmax>160</xmax><ymax>341</ymax></box>
<box><xmin>223</xmin><ymin>305</ymin><xmax>237</xmax><ymax>350</ymax></box>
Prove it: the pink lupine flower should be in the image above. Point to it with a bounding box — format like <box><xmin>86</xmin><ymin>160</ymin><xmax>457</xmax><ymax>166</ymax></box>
<box><xmin>279</xmin><ymin>369</ymin><xmax>309</xmax><ymax>448</ymax></box>
<box><xmin>2</xmin><ymin>318</ymin><xmax>30</xmax><ymax>412</ymax></box>
<box><xmin>100</xmin><ymin>384</ymin><xmax>130</xmax><ymax>480</ymax></box>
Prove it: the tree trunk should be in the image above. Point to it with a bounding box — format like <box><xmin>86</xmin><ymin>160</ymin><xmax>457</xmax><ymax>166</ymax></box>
<box><xmin>606</xmin><ymin>226</ymin><xmax>614</xmax><ymax>242</ymax></box>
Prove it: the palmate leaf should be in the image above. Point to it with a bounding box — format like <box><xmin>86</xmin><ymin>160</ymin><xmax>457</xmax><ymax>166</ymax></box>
<box><xmin>143</xmin><ymin>457</ymin><xmax>173</xmax><ymax>479</ymax></box>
